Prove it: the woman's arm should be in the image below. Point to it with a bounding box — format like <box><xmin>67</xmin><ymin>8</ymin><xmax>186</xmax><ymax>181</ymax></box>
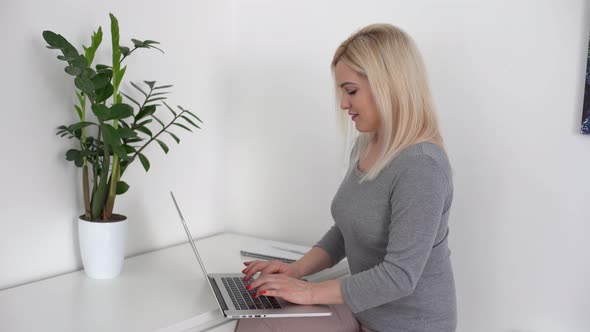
<box><xmin>291</xmin><ymin>246</ymin><xmax>334</xmax><ymax>278</ymax></box>
<box><xmin>310</xmin><ymin>279</ymin><xmax>344</xmax><ymax>304</ymax></box>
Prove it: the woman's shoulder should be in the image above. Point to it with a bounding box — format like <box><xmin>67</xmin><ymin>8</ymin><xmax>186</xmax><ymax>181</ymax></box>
<box><xmin>387</xmin><ymin>141</ymin><xmax>452</xmax><ymax>181</ymax></box>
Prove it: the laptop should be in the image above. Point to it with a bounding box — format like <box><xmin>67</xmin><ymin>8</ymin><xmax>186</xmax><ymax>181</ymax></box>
<box><xmin>170</xmin><ymin>191</ymin><xmax>333</xmax><ymax>319</ymax></box>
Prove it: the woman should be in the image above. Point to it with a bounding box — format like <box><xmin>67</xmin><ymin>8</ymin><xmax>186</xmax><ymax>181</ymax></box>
<box><xmin>237</xmin><ymin>23</ymin><xmax>456</xmax><ymax>332</ymax></box>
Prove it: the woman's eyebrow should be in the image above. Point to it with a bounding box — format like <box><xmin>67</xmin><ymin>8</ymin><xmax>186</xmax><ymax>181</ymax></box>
<box><xmin>339</xmin><ymin>82</ymin><xmax>357</xmax><ymax>88</ymax></box>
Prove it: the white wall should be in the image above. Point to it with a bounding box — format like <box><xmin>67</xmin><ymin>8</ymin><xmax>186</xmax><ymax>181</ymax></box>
<box><xmin>225</xmin><ymin>0</ymin><xmax>590</xmax><ymax>331</ymax></box>
<box><xmin>2</xmin><ymin>0</ymin><xmax>590</xmax><ymax>331</ymax></box>
<box><xmin>0</xmin><ymin>0</ymin><xmax>233</xmax><ymax>290</ymax></box>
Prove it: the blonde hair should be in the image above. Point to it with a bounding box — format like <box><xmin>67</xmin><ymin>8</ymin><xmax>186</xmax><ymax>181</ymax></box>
<box><xmin>332</xmin><ymin>23</ymin><xmax>444</xmax><ymax>181</ymax></box>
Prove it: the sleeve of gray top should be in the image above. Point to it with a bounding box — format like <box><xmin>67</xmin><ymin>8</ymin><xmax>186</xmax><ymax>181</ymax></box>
<box><xmin>314</xmin><ymin>225</ymin><xmax>346</xmax><ymax>267</ymax></box>
<box><xmin>341</xmin><ymin>154</ymin><xmax>449</xmax><ymax>313</ymax></box>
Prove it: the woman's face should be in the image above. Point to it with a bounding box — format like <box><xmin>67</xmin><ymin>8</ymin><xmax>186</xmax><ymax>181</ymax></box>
<box><xmin>334</xmin><ymin>61</ymin><xmax>381</xmax><ymax>134</ymax></box>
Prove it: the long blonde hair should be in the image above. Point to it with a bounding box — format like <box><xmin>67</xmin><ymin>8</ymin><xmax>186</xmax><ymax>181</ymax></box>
<box><xmin>332</xmin><ymin>23</ymin><xmax>444</xmax><ymax>181</ymax></box>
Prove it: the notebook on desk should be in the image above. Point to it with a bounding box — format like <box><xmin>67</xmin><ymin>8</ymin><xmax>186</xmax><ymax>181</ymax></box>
<box><xmin>240</xmin><ymin>240</ymin><xmax>350</xmax><ymax>283</ymax></box>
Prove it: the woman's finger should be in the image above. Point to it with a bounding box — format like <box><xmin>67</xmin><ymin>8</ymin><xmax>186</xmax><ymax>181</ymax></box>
<box><xmin>243</xmin><ymin>261</ymin><xmax>269</xmax><ymax>281</ymax></box>
<box><xmin>256</xmin><ymin>289</ymin><xmax>277</xmax><ymax>298</ymax></box>
<box><xmin>260</xmin><ymin>261</ymin><xmax>284</xmax><ymax>275</ymax></box>
<box><xmin>250</xmin><ymin>274</ymin><xmax>285</xmax><ymax>290</ymax></box>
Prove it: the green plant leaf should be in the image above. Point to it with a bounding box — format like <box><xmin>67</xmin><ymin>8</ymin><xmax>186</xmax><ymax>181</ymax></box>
<box><xmin>156</xmin><ymin>139</ymin><xmax>169</xmax><ymax>154</ymax></box>
<box><xmin>166</xmin><ymin>131</ymin><xmax>180</xmax><ymax>144</ymax></box>
<box><xmin>162</xmin><ymin>101</ymin><xmax>176</xmax><ymax>117</ymax></box>
<box><xmin>65</xmin><ymin>149</ymin><xmax>84</xmax><ymax>167</ymax></box>
<box><xmin>71</xmin><ymin>55</ymin><xmax>89</xmax><ymax>71</ymax></box>
<box><xmin>136</xmin><ymin>105</ymin><xmax>156</xmax><ymax>121</ymax></box>
<box><xmin>145</xmin><ymin>97</ymin><xmax>167</xmax><ymax>104</ymax></box>
<box><xmin>109</xmin><ymin>103</ymin><xmax>134</xmax><ymax>120</ymax></box>
<box><xmin>65</xmin><ymin>65</ymin><xmax>81</xmax><ymax>76</ymax></box>
<box><xmin>74</xmin><ymin>77</ymin><xmax>94</xmax><ymax>94</ymax></box>
<box><xmin>173</xmin><ymin>122</ymin><xmax>192</xmax><ymax>132</ymax></box>
<box><xmin>120</xmin><ymin>92</ymin><xmax>141</xmax><ymax>108</ymax></box>
<box><xmin>116</xmin><ymin>180</ymin><xmax>129</xmax><ymax>195</ymax></box>
<box><xmin>112</xmin><ymin>144</ymin><xmax>129</xmax><ymax>160</ymax></box>
<box><xmin>120</xmin><ymin>46</ymin><xmax>130</xmax><ymax>57</ymax></box>
<box><xmin>151</xmin><ymin>114</ymin><xmax>165</xmax><ymax>127</ymax></box>
<box><xmin>178</xmin><ymin>106</ymin><xmax>204</xmax><ymax>124</ymax></box>
<box><xmin>68</xmin><ymin>122</ymin><xmax>96</xmax><ymax>132</ymax></box>
<box><xmin>138</xmin><ymin>153</ymin><xmax>150</xmax><ymax>172</ymax></box>
<box><xmin>118</xmin><ymin>127</ymin><xmax>136</xmax><ymax>138</ymax></box>
<box><xmin>110</xmin><ymin>13</ymin><xmax>121</xmax><ymax>74</ymax></box>
<box><xmin>136</xmin><ymin>126</ymin><xmax>153</xmax><ymax>137</ymax></box>
<box><xmin>65</xmin><ymin>149</ymin><xmax>81</xmax><ymax>160</ymax></box>
<box><xmin>115</xmin><ymin>65</ymin><xmax>127</xmax><ymax>89</ymax></box>
<box><xmin>74</xmin><ymin>105</ymin><xmax>83</xmax><ymax>119</ymax></box>
<box><xmin>91</xmin><ymin>72</ymin><xmax>110</xmax><ymax>89</ymax></box>
<box><xmin>123</xmin><ymin>145</ymin><xmax>137</xmax><ymax>153</ymax></box>
<box><xmin>185</xmin><ymin>110</ymin><xmax>204</xmax><ymax>123</ymax></box>
<box><xmin>42</xmin><ymin>31</ymin><xmax>80</xmax><ymax>59</ymax></box>
<box><xmin>57</xmin><ymin>55</ymin><xmax>76</xmax><ymax>62</ymax></box>
<box><xmin>96</xmin><ymin>64</ymin><xmax>111</xmax><ymax>71</ymax></box>
<box><xmin>135</xmin><ymin>119</ymin><xmax>153</xmax><ymax>128</ymax></box>
<box><xmin>103</xmin><ymin>123</ymin><xmax>122</xmax><ymax>147</ymax></box>
<box><xmin>83</xmin><ymin>26</ymin><xmax>103</xmax><ymax>65</ymax></box>
<box><xmin>141</xmin><ymin>40</ymin><xmax>164</xmax><ymax>53</ymax></box>
<box><xmin>92</xmin><ymin>104</ymin><xmax>110</xmax><ymax>121</ymax></box>
<box><xmin>95</xmin><ymin>84</ymin><xmax>114</xmax><ymax>104</ymax></box>
<box><xmin>125</xmin><ymin>137</ymin><xmax>143</xmax><ymax>143</ymax></box>
<box><xmin>181</xmin><ymin>115</ymin><xmax>201</xmax><ymax>129</ymax></box>
<box><xmin>130</xmin><ymin>81</ymin><xmax>148</xmax><ymax>98</ymax></box>
<box><xmin>154</xmin><ymin>84</ymin><xmax>173</xmax><ymax>90</ymax></box>
<box><xmin>76</xmin><ymin>92</ymin><xmax>85</xmax><ymax>105</ymax></box>
<box><xmin>131</xmin><ymin>39</ymin><xmax>144</xmax><ymax>48</ymax></box>
<box><xmin>144</xmin><ymin>81</ymin><xmax>155</xmax><ymax>89</ymax></box>
<box><xmin>149</xmin><ymin>92</ymin><xmax>170</xmax><ymax>97</ymax></box>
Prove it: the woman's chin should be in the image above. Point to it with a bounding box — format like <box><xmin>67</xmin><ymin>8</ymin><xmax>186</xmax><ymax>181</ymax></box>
<box><xmin>354</xmin><ymin>122</ymin><xmax>369</xmax><ymax>132</ymax></box>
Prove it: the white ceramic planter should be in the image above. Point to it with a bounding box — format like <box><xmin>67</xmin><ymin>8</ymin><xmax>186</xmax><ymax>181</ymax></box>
<box><xmin>78</xmin><ymin>215</ymin><xmax>128</xmax><ymax>279</ymax></box>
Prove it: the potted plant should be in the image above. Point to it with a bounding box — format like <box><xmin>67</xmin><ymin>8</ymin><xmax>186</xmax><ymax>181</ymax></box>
<box><xmin>42</xmin><ymin>13</ymin><xmax>202</xmax><ymax>279</ymax></box>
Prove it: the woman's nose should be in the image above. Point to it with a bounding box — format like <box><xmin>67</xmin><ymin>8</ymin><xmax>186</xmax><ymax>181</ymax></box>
<box><xmin>340</xmin><ymin>96</ymin><xmax>350</xmax><ymax>110</ymax></box>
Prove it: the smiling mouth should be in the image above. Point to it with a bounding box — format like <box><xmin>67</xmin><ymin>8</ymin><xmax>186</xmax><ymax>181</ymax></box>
<box><xmin>349</xmin><ymin>113</ymin><xmax>359</xmax><ymax>121</ymax></box>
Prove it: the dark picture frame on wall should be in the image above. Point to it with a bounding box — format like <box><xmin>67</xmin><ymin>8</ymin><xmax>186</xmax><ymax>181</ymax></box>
<box><xmin>582</xmin><ymin>34</ymin><xmax>590</xmax><ymax>134</ymax></box>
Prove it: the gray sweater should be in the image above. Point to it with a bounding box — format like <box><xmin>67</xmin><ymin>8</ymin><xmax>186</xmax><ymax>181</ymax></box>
<box><xmin>315</xmin><ymin>142</ymin><xmax>456</xmax><ymax>332</ymax></box>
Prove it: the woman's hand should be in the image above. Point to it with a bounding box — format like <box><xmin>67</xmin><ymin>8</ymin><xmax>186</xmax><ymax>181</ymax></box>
<box><xmin>241</xmin><ymin>260</ymin><xmax>301</xmax><ymax>281</ymax></box>
<box><xmin>246</xmin><ymin>274</ymin><xmax>315</xmax><ymax>305</ymax></box>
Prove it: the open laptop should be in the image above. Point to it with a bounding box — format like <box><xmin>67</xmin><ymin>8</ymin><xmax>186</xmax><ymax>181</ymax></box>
<box><xmin>170</xmin><ymin>191</ymin><xmax>332</xmax><ymax>319</ymax></box>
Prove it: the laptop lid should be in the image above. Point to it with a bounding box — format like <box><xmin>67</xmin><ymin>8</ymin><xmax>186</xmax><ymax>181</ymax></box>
<box><xmin>170</xmin><ymin>191</ymin><xmax>226</xmax><ymax>315</ymax></box>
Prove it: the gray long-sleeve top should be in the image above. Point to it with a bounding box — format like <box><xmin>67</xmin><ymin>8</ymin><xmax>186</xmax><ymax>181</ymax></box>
<box><xmin>315</xmin><ymin>142</ymin><xmax>457</xmax><ymax>332</ymax></box>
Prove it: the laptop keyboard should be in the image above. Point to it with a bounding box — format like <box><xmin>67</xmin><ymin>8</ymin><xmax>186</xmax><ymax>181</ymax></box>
<box><xmin>221</xmin><ymin>277</ymin><xmax>282</xmax><ymax>311</ymax></box>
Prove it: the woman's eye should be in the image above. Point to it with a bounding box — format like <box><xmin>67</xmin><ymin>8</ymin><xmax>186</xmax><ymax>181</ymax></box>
<box><xmin>347</xmin><ymin>90</ymin><xmax>357</xmax><ymax>96</ymax></box>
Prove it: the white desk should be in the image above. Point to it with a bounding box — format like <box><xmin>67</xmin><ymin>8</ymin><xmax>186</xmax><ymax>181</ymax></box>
<box><xmin>0</xmin><ymin>232</ymin><xmax>313</xmax><ymax>332</ymax></box>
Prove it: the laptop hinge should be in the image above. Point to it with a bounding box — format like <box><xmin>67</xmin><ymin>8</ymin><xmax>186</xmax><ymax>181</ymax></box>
<box><xmin>208</xmin><ymin>277</ymin><xmax>229</xmax><ymax>311</ymax></box>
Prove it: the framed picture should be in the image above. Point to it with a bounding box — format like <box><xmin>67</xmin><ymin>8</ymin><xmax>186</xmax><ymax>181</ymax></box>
<box><xmin>582</xmin><ymin>35</ymin><xmax>590</xmax><ymax>134</ymax></box>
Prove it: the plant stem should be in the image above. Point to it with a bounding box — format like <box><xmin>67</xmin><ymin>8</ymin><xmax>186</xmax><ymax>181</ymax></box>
<box><xmin>79</xmin><ymin>96</ymin><xmax>91</xmax><ymax>218</ymax></box>
<box><xmin>104</xmin><ymin>14</ymin><xmax>122</xmax><ymax>219</ymax></box>
<box><xmin>83</xmin><ymin>165</ymin><xmax>90</xmax><ymax>218</ymax></box>
<box><xmin>91</xmin><ymin>121</ymin><xmax>111</xmax><ymax>220</ymax></box>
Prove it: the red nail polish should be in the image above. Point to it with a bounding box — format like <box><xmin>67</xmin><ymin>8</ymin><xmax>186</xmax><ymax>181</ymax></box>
<box><xmin>242</xmin><ymin>269</ymin><xmax>246</xmax><ymax>273</ymax></box>
<box><xmin>246</xmin><ymin>285</ymin><xmax>251</xmax><ymax>290</ymax></box>
<box><xmin>253</xmin><ymin>293</ymin><xmax>258</xmax><ymax>298</ymax></box>
<box><xmin>260</xmin><ymin>290</ymin><xmax>266</xmax><ymax>295</ymax></box>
